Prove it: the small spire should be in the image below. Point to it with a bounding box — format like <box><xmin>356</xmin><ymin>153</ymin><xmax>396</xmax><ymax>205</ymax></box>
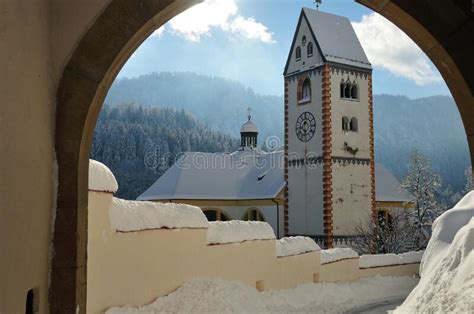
<box><xmin>314</xmin><ymin>0</ymin><xmax>322</xmax><ymax>10</ymax></box>
<box><xmin>247</xmin><ymin>107</ymin><xmax>252</xmax><ymax>121</ymax></box>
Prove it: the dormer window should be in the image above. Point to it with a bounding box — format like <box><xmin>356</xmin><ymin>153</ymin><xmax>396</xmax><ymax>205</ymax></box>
<box><xmin>302</xmin><ymin>36</ymin><xmax>307</xmax><ymax>46</ymax></box>
<box><xmin>307</xmin><ymin>42</ymin><xmax>313</xmax><ymax>56</ymax></box>
<box><xmin>296</xmin><ymin>46</ymin><xmax>301</xmax><ymax>60</ymax></box>
<box><xmin>298</xmin><ymin>77</ymin><xmax>311</xmax><ymax>103</ymax></box>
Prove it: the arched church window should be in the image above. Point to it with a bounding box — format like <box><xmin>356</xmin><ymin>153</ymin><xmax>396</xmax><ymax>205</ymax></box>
<box><xmin>203</xmin><ymin>208</ymin><xmax>230</xmax><ymax>222</ymax></box>
<box><xmin>298</xmin><ymin>77</ymin><xmax>311</xmax><ymax>103</ymax></box>
<box><xmin>296</xmin><ymin>46</ymin><xmax>301</xmax><ymax>60</ymax></box>
<box><xmin>351</xmin><ymin>81</ymin><xmax>358</xmax><ymax>99</ymax></box>
<box><xmin>242</xmin><ymin>208</ymin><xmax>265</xmax><ymax>222</ymax></box>
<box><xmin>340</xmin><ymin>81</ymin><xmax>346</xmax><ymax>98</ymax></box>
<box><xmin>344</xmin><ymin>80</ymin><xmax>351</xmax><ymax>98</ymax></box>
<box><xmin>342</xmin><ymin>117</ymin><xmax>349</xmax><ymax>131</ymax></box>
<box><xmin>302</xmin><ymin>36</ymin><xmax>306</xmax><ymax>46</ymax></box>
<box><xmin>307</xmin><ymin>42</ymin><xmax>313</xmax><ymax>56</ymax></box>
<box><xmin>350</xmin><ymin>117</ymin><xmax>358</xmax><ymax>132</ymax></box>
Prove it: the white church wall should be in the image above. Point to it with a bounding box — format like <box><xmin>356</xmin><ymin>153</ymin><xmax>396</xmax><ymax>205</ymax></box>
<box><xmin>287</xmin><ymin>72</ymin><xmax>323</xmax><ymax>159</ymax></box>
<box><xmin>331</xmin><ymin>162</ymin><xmax>372</xmax><ymax>236</ymax></box>
<box><xmin>330</xmin><ymin>69</ymin><xmax>371</xmax><ymax>158</ymax></box>
<box><xmin>288</xmin><ymin>165</ymin><xmax>324</xmax><ymax>236</ymax></box>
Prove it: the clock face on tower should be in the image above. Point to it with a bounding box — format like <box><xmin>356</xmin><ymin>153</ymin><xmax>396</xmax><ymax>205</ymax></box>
<box><xmin>295</xmin><ymin>112</ymin><xmax>316</xmax><ymax>142</ymax></box>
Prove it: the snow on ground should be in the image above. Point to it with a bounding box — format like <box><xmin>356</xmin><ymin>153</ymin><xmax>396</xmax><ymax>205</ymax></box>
<box><xmin>207</xmin><ymin>221</ymin><xmax>275</xmax><ymax>245</ymax></box>
<box><xmin>320</xmin><ymin>247</ymin><xmax>359</xmax><ymax>264</ymax></box>
<box><xmin>395</xmin><ymin>191</ymin><xmax>474</xmax><ymax>313</ymax></box>
<box><xmin>110</xmin><ymin>198</ymin><xmax>209</xmax><ymax>232</ymax></box>
<box><xmin>106</xmin><ymin>276</ymin><xmax>418</xmax><ymax>314</ymax></box>
<box><xmin>89</xmin><ymin>159</ymin><xmax>118</xmax><ymax>193</ymax></box>
<box><xmin>359</xmin><ymin>250</ymin><xmax>424</xmax><ymax>268</ymax></box>
<box><xmin>276</xmin><ymin>236</ymin><xmax>320</xmax><ymax>257</ymax></box>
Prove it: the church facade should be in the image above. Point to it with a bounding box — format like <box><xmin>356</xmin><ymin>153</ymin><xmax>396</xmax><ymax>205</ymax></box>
<box><xmin>138</xmin><ymin>8</ymin><xmax>413</xmax><ymax>248</ymax></box>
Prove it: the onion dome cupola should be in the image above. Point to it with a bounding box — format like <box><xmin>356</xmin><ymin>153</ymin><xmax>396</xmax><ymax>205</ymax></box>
<box><xmin>240</xmin><ymin>107</ymin><xmax>259</xmax><ymax>148</ymax></box>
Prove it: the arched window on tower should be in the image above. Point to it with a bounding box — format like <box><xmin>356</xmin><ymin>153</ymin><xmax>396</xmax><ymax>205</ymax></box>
<box><xmin>340</xmin><ymin>81</ymin><xmax>346</xmax><ymax>98</ymax></box>
<box><xmin>302</xmin><ymin>36</ymin><xmax>306</xmax><ymax>46</ymax></box>
<box><xmin>344</xmin><ymin>80</ymin><xmax>351</xmax><ymax>98</ymax></box>
<box><xmin>342</xmin><ymin>116</ymin><xmax>350</xmax><ymax>131</ymax></box>
<box><xmin>296</xmin><ymin>46</ymin><xmax>301</xmax><ymax>60</ymax></box>
<box><xmin>307</xmin><ymin>42</ymin><xmax>313</xmax><ymax>56</ymax></box>
<box><xmin>299</xmin><ymin>78</ymin><xmax>311</xmax><ymax>103</ymax></box>
<box><xmin>351</xmin><ymin>81</ymin><xmax>358</xmax><ymax>99</ymax></box>
<box><xmin>350</xmin><ymin>117</ymin><xmax>358</xmax><ymax>132</ymax></box>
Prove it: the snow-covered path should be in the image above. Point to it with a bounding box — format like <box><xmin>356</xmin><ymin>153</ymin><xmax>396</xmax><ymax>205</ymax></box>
<box><xmin>107</xmin><ymin>276</ymin><xmax>418</xmax><ymax>313</ymax></box>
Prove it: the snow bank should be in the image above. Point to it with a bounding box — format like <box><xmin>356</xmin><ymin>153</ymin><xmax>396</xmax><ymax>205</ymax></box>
<box><xmin>320</xmin><ymin>248</ymin><xmax>358</xmax><ymax>264</ymax></box>
<box><xmin>89</xmin><ymin>159</ymin><xmax>118</xmax><ymax>193</ymax></box>
<box><xmin>106</xmin><ymin>276</ymin><xmax>418</xmax><ymax>314</ymax></box>
<box><xmin>110</xmin><ymin>198</ymin><xmax>209</xmax><ymax>231</ymax></box>
<box><xmin>276</xmin><ymin>236</ymin><xmax>320</xmax><ymax>257</ymax></box>
<box><xmin>395</xmin><ymin>191</ymin><xmax>474</xmax><ymax>313</ymax></box>
<box><xmin>207</xmin><ymin>221</ymin><xmax>275</xmax><ymax>245</ymax></box>
<box><xmin>359</xmin><ymin>250</ymin><xmax>424</xmax><ymax>268</ymax></box>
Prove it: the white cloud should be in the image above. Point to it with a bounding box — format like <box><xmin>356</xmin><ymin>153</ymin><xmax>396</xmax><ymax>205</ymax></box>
<box><xmin>150</xmin><ymin>25</ymin><xmax>165</xmax><ymax>38</ymax></box>
<box><xmin>352</xmin><ymin>13</ymin><xmax>442</xmax><ymax>86</ymax></box>
<box><xmin>229</xmin><ymin>16</ymin><xmax>276</xmax><ymax>44</ymax></box>
<box><xmin>168</xmin><ymin>0</ymin><xmax>275</xmax><ymax>43</ymax></box>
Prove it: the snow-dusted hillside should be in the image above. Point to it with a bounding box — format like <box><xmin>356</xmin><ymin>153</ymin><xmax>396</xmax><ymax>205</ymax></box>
<box><xmin>395</xmin><ymin>191</ymin><xmax>474</xmax><ymax>313</ymax></box>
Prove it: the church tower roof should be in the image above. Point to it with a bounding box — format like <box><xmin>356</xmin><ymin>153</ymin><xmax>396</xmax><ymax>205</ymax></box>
<box><xmin>284</xmin><ymin>8</ymin><xmax>372</xmax><ymax>75</ymax></box>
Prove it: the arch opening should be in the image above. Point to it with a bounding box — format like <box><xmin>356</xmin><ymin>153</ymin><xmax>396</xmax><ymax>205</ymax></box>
<box><xmin>52</xmin><ymin>0</ymin><xmax>474</xmax><ymax>311</ymax></box>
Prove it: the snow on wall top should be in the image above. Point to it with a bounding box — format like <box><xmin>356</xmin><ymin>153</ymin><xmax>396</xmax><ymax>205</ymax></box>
<box><xmin>89</xmin><ymin>159</ymin><xmax>118</xmax><ymax>193</ymax></box>
<box><xmin>110</xmin><ymin>197</ymin><xmax>209</xmax><ymax>232</ymax></box>
<box><xmin>359</xmin><ymin>251</ymin><xmax>424</xmax><ymax>268</ymax></box>
<box><xmin>276</xmin><ymin>236</ymin><xmax>320</xmax><ymax>258</ymax></box>
<box><xmin>320</xmin><ymin>248</ymin><xmax>359</xmax><ymax>264</ymax></box>
<box><xmin>396</xmin><ymin>191</ymin><xmax>474</xmax><ymax>313</ymax></box>
<box><xmin>207</xmin><ymin>221</ymin><xmax>275</xmax><ymax>245</ymax></box>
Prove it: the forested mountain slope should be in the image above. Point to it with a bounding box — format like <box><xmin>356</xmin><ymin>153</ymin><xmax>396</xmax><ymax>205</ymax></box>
<box><xmin>91</xmin><ymin>105</ymin><xmax>239</xmax><ymax>199</ymax></box>
<box><xmin>101</xmin><ymin>72</ymin><xmax>470</xmax><ymax>195</ymax></box>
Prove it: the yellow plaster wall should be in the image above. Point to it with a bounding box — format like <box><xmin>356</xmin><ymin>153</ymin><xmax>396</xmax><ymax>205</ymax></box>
<box><xmin>320</xmin><ymin>258</ymin><xmax>419</xmax><ymax>283</ymax></box>
<box><xmin>87</xmin><ymin>191</ymin><xmax>320</xmax><ymax>313</ymax></box>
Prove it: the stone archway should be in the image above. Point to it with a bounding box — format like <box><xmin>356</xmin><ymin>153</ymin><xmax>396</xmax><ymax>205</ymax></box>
<box><xmin>52</xmin><ymin>0</ymin><xmax>201</xmax><ymax>312</ymax></box>
<box><xmin>53</xmin><ymin>0</ymin><xmax>473</xmax><ymax>312</ymax></box>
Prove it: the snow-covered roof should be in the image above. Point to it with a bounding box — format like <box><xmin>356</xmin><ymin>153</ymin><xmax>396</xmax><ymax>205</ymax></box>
<box><xmin>240</xmin><ymin>119</ymin><xmax>258</xmax><ymax>133</ymax></box>
<box><xmin>375</xmin><ymin>164</ymin><xmax>413</xmax><ymax>202</ymax></box>
<box><xmin>138</xmin><ymin>153</ymin><xmax>411</xmax><ymax>203</ymax></box>
<box><xmin>89</xmin><ymin>159</ymin><xmax>118</xmax><ymax>193</ymax></box>
<box><xmin>137</xmin><ymin>150</ymin><xmax>284</xmax><ymax>201</ymax></box>
<box><xmin>284</xmin><ymin>8</ymin><xmax>372</xmax><ymax>74</ymax></box>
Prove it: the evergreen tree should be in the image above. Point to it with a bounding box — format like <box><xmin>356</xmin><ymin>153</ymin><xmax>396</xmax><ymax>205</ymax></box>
<box><xmin>91</xmin><ymin>104</ymin><xmax>240</xmax><ymax>199</ymax></box>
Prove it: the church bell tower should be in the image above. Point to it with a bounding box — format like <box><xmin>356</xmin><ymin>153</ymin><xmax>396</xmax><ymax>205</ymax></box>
<box><xmin>283</xmin><ymin>8</ymin><xmax>375</xmax><ymax>248</ymax></box>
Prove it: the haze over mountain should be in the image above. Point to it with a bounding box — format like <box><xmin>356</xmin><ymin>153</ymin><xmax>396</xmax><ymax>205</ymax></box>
<box><xmin>104</xmin><ymin>72</ymin><xmax>470</xmax><ymax>192</ymax></box>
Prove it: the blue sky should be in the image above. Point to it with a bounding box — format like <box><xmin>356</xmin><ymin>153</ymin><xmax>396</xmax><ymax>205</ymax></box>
<box><xmin>117</xmin><ymin>0</ymin><xmax>451</xmax><ymax>98</ymax></box>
